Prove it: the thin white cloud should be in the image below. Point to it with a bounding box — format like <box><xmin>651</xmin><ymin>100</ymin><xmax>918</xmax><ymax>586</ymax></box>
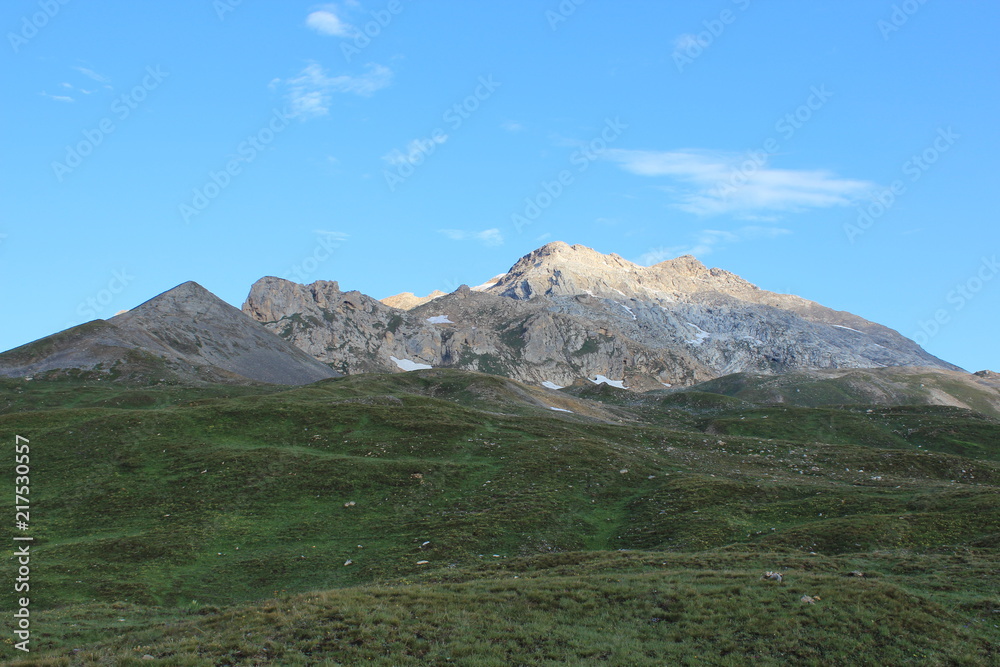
<box><xmin>437</xmin><ymin>228</ymin><xmax>505</xmax><ymax>246</ymax></box>
<box><xmin>501</xmin><ymin>120</ymin><xmax>524</xmax><ymax>133</ymax></box>
<box><xmin>60</xmin><ymin>80</ymin><xmax>95</xmax><ymax>96</ymax></box>
<box><xmin>382</xmin><ymin>136</ymin><xmax>448</xmax><ymax>166</ymax></box>
<box><xmin>284</xmin><ymin>62</ymin><xmax>393</xmax><ymax>119</ymax></box>
<box><xmin>73</xmin><ymin>66</ymin><xmax>111</xmax><ymax>84</ymax></box>
<box><xmin>637</xmin><ymin>226</ymin><xmax>791</xmax><ymax>265</ymax></box>
<box><xmin>40</xmin><ymin>91</ymin><xmax>74</xmax><ymax>103</ymax></box>
<box><xmin>306</xmin><ymin>8</ymin><xmax>355</xmax><ymax>37</ymax></box>
<box><xmin>607</xmin><ymin>149</ymin><xmax>875</xmax><ymax>218</ymax></box>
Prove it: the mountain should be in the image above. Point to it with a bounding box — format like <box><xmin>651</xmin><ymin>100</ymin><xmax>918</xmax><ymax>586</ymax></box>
<box><xmin>380</xmin><ymin>289</ymin><xmax>447</xmax><ymax>310</ymax></box>
<box><xmin>0</xmin><ymin>281</ymin><xmax>339</xmax><ymax>385</ymax></box>
<box><xmin>243</xmin><ymin>242</ymin><xmax>958</xmax><ymax>390</ymax></box>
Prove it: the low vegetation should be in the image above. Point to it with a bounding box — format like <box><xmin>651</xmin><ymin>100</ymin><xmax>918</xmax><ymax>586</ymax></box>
<box><xmin>1</xmin><ymin>369</ymin><xmax>996</xmax><ymax>665</ymax></box>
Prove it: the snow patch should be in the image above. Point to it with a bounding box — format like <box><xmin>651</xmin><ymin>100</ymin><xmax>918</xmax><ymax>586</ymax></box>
<box><xmin>661</xmin><ymin>382</ymin><xmax>672</xmax><ymax>388</ymax></box>
<box><xmin>833</xmin><ymin>324</ymin><xmax>864</xmax><ymax>334</ymax></box>
<box><xmin>617</xmin><ymin>302</ymin><xmax>637</xmax><ymax>320</ymax></box>
<box><xmin>541</xmin><ymin>381</ymin><xmax>564</xmax><ymax>390</ymax></box>
<box><xmin>390</xmin><ymin>356</ymin><xmax>433</xmax><ymax>371</ymax></box>
<box><xmin>685</xmin><ymin>322</ymin><xmax>711</xmax><ymax>346</ymax></box>
<box><xmin>549</xmin><ymin>406</ymin><xmax>573</xmax><ymax>413</ymax></box>
<box><xmin>591</xmin><ymin>375</ymin><xmax>627</xmax><ymax>389</ymax></box>
<box><xmin>426</xmin><ymin>315</ymin><xmax>454</xmax><ymax>324</ymax></box>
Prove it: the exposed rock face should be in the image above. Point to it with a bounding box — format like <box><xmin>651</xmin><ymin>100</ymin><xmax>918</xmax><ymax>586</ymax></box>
<box><xmin>974</xmin><ymin>370</ymin><xmax>1000</xmax><ymax>390</ymax></box>
<box><xmin>0</xmin><ymin>282</ymin><xmax>339</xmax><ymax>385</ymax></box>
<box><xmin>380</xmin><ymin>290</ymin><xmax>447</xmax><ymax>310</ymax></box>
<box><xmin>242</xmin><ymin>242</ymin><xmax>959</xmax><ymax>390</ymax></box>
<box><xmin>243</xmin><ymin>277</ymin><xmax>439</xmax><ymax>375</ymax></box>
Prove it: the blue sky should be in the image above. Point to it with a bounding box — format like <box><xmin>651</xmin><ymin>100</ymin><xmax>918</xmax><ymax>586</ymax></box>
<box><xmin>2</xmin><ymin>0</ymin><xmax>998</xmax><ymax>372</ymax></box>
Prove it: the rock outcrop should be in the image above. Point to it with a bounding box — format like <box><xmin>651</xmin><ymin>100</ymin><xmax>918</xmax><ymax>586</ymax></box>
<box><xmin>242</xmin><ymin>242</ymin><xmax>958</xmax><ymax>389</ymax></box>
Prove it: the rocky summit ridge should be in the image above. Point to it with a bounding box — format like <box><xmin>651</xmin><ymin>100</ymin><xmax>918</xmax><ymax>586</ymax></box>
<box><xmin>0</xmin><ymin>281</ymin><xmax>339</xmax><ymax>385</ymax></box>
<box><xmin>242</xmin><ymin>242</ymin><xmax>957</xmax><ymax>390</ymax></box>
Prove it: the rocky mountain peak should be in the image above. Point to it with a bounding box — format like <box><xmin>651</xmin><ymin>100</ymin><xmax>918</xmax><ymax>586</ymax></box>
<box><xmin>650</xmin><ymin>254</ymin><xmax>708</xmax><ymax>276</ymax></box>
<box><xmin>381</xmin><ymin>290</ymin><xmax>447</xmax><ymax>310</ymax></box>
<box><xmin>1</xmin><ymin>281</ymin><xmax>339</xmax><ymax>385</ymax></box>
<box><xmin>237</xmin><ymin>241</ymin><xmax>960</xmax><ymax>389</ymax></box>
<box><xmin>244</xmin><ymin>277</ymin><xmax>350</xmax><ymax>323</ymax></box>
<box><xmin>124</xmin><ymin>281</ymin><xmax>215</xmax><ymax>312</ymax></box>
<box><xmin>488</xmin><ymin>242</ymin><xmax>758</xmax><ymax>302</ymax></box>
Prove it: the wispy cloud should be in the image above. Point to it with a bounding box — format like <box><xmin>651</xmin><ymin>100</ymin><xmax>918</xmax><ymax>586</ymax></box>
<box><xmin>283</xmin><ymin>62</ymin><xmax>393</xmax><ymax>119</ymax></box>
<box><xmin>306</xmin><ymin>6</ymin><xmax>355</xmax><ymax>37</ymax></box>
<box><xmin>47</xmin><ymin>66</ymin><xmax>108</xmax><ymax>102</ymax></box>
<box><xmin>382</xmin><ymin>136</ymin><xmax>448</xmax><ymax>166</ymax></box>
<box><xmin>501</xmin><ymin>120</ymin><xmax>524</xmax><ymax>133</ymax></box>
<box><xmin>607</xmin><ymin>149</ymin><xmax>875</xmax><ymax>218</ymax></box>
<box><xmin>437</xmin><ymin>228</ymin><xmax>505</xmax><ymax>246</ymax></box>
<box><xmin>61</xmin><ymin>82</ymin><xmax>94</xmax><ymax>95</ymax></box>
<box><xmin>73</xmin><ymin>66</ymin><xmax>111</xmax><ymax>84</ymax></box>
<box><xmin>40</xmin><ymin>91</ymin><xmax>74</xmax><ymax>103</ymax></box>
<box><xmin>637</xmin><ymin>226</ymin><xmax>791</xmax><ymax>265</ymax></box>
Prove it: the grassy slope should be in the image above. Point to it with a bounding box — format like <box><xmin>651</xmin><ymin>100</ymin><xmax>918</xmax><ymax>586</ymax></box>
<box><xmin>1</xmin><ymin>370</ymin><xmax>996</xmax><ymax>665</ymax></box>
<box><xmin>687</xmin><ymin>369</ymin><xmax>1000</xmax><ymax>419</ymax></box>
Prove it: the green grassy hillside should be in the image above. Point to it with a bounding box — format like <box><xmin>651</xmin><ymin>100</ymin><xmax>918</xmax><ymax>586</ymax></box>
<box><xmin>1</xmin><ymin>370</ymin><xmax>996</xmax><ymax>665</ymax></box>
<box><xmin>686</xmin><ymin>367</ymin><xmax>1000</xmax><ymax>419</ymax></box>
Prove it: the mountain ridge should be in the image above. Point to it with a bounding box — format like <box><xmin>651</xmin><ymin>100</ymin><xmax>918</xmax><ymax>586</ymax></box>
<box><xmin>0</xmin><ymin>243</ymin><xmax>966</xmax><ymax>392</ymax></box>
<box><xmin>0</xmin><ymin>281</ymin><xmax>339</xmax><ymax>385</ymax></box>
<box><xmin>243</xmin><ymin>242</ymin><xmax>957</xmax><ymax>390</ymax></box>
